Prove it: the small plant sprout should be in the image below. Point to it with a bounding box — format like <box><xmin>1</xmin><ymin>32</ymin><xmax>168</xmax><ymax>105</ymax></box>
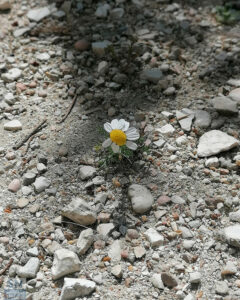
<box><xmin>102</xmin><ymin>119</ymin><xmax>140</xmax><ymax>154</ymax></box>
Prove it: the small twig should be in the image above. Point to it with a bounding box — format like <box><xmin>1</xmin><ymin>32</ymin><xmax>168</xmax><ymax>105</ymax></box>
<box><xmin>121</xmin><ymin>153</ymin><xmax>133</xmax><ymax>165</ymax></box>
<box><xmin>0</xmin><ymin>258</ymin><xmax>13</xmax><ymax>276</ymax></box>
<box><xmin>61</xmin><ymin>220</ymin><xmax>89</xmax><ymax>229</ymax></box>
<box><xmin>13</xmin><ymin>119</ymin><xmax>47</xmax><ymax>150</ymax></box>
<box><xmin>23</xmin><ymin>135</ymin><xmax>34</xmax><ymax>156</ymax></box>
<box><xmin>83</xmin><ymin>107</ymin><xmax>101</xmax><ymax>115</ymax></box>
<box><xmin>57</xmin><ymin>94</ymin><xmax>78</xmax><ymax>124</ymax></box>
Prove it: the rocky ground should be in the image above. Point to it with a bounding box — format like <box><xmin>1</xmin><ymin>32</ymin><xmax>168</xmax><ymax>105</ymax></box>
<box><xmin>0</xmin><ymin>0</ymin><xmax>240</xmax><ymax>299</ymax></box>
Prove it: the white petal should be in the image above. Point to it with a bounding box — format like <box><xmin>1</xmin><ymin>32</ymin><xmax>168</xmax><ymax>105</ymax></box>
<box><xmin>104</xmin><ymin>122</ymin><xmax>112</xmax><ymax>133</ymax></box>
<box><xmin>102</xmin><ymin>138</ymin><xmax>112</xmax><ymax>148</ymax></box>
<box><xmin>126</xmin><ymin>127</ymin><xmax>140</xmax><ymax>141</ymax></box>
<box><xmin>126</xmin><ymin>141</ymin><xmax>137</xmax><ymax>150</ymax></box>
<box><xmin>111</xmin><ymin>119</ymin><xmax>119</xmax><ymax>129</ymax></box>
<box><xmin>118</xmin><ymin>119</ymin><xmax>126</xmax><ymax>130</ymax></box>
<box><xmin>122</xmin><ymin>121</ymin><xmax>130</xmax><ymax>131</ymax></box>
<box><xmin>111</xmin><ymin>143</ymin><xmax>120</xmax><ymax>153</ymax></box>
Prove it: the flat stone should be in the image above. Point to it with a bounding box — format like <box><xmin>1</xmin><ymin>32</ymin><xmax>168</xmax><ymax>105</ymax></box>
<box><xmin>194</xmin><ymin>110</ymin><xmax>211</xmax><ymax>128</ymax></box>
<box><xmin>153</xmin><ymin>139</ymin><xmax>165</xmax><ymax>148</ymax></box>
<box><xmin>27</xmin><ymin>7</ymin><xmax>51</xmax><ymax>22</ymax></box>
<box><xmin>134</xmin><ymin>246</ymin><xmax>146</xmax><ymax>258</ymax></box>
<box><xmin>36</xmin><ymin>52</ymin><xmax>50</xmax><ymax>61</ymax></box>
<box><xmin>111</xmin><ymin>265</ymin><xmax>122</xmax><ymax>278</ymax></box>
<box><xmin>151</xmin><ymin>274</ymin><xmax>164</xmax><ymax>289</ymax></box>
<box><xmin>227</xmin><ymin>78</ymin><xmax>240</xmax><ymax>87</ymax></box>
<box><xmin>2</xmin><ymin>68</ymin><xmax>22</xmax><ymax>82</ymax></box>
<box><xmin>16</xmin><ymin>198</ymin><xmax>29</xmax><ymax>208</ymax></box>
<box><xmin>98</xmin><ymin>61</ymin><xmax>108</xmax><ymax>75</ymax></box>
<box><xmin>156</xmin><ymin>124</ymin><xmax>175</xmax><ymax>135</ymax></box>
<box><xmin>229</xmin><ymin>88</ymin><xmax>240</xmax><ymax>104</ymax></box>
<box><xmin>0</xmin><ymin>0</ymin><xmax>11</xmax><ymax>10</ymax></box>
<box><xmin>178</xmin><ymin>112</ymin><xmax>194</xmax><ymax>132</ymax></box>
<box><xmin>189</xmin><ymin>272</ymin><xmax>201</xmax><ymax>283</ymax></box>
<box><xmin>33</xmin><ymin>176</ymin><xmax>51</xmax><ymax>193</ymax></box>
<box><xmin>23</xmin><ymin>172</ymin><xmax>37</xmax><ymax>186</ymax></box>
<box><xmin>212</xmin><ymin>96</ymin><xmax>238</xmax><ymax>115</ymax></box>
<box><xmin>4</xmin><ymin>120</ymin><xmax>22</xmax><ymax>131</ymax></box>
<box><xmin>197</xmin><ymin>130</ymin><xmax>239</xmax><ymax>157</ymax></box>
<box><xmin>144</xmin><ymin>228</ymin><xmax>164</xmax><ymax>247</ymax></box>
<box><xmin>17</xmin><ymin>258</ymin><xmax>40</xmax><ymax>278</ymax></box>
<box><xmin>223</xmin><ymin>225</ymin><xmax>240</xmax><ymax>248</ymax></box>
<box><xmin>8</xmin><ymin>179</ymin><xmax>21</xmax><ymax>192</ymax></box>
<box><xmin>128</xmin><ymin>184</ymin><xmax>154</xmax><ymax>214</ymax></box>
<box><xmin>171</xmin><ymin>195</ymin><xmax>185</xmax><ymax>204</ymax></box>
<box><xmin>92</xmin><ymin>41</ymin><xmax>111</xmax><ymax>57</ymax></box>
<box><xmin>60</xmin><ymin>278</ymin><xmax>96</xmax><ymax>300</ymax></box>
<box><xmin>205</xmin><ymin>157</ymin><xmax>219</xmax><ymax>168</ymax></box>
<box><xmin>13</xmin><ymin>27</ymin><xmax>31</xmax><ymax>37</ymax></box>
<box><xmin>215</xmin><ymin>281</ymin><xmax>229</xmax><ymax>295</ymax></box>
<box><xmin>62</xmin><ymin>197</ymin><xmax>96</xmax><ymax>225</ymax></box>
<box><xmin>108</xmin><ymin>240</ymin><xmax>121</xmax><ymax>262</ymax></box>
<box><xmin>229</xmin><ymin>210</ymin><xmax>240</xmax><ymax>222</ymax></box>
<box><xmin>95</xmin><ymin>4</ymin><xmax>110</xmax><ymax>18</ymax></box>
<box><xmin>51</xmin><ymin>249</ymin><xmax>81</xmax><ymax>280</ymax></box>
<box><xmin>26</xmin><ymin>247</ymin><xmax>39</xmax><ymax>257</ymax></box>
<box><xmin>79</xmin><ymin>166</ymin><xmax>96</xmax><ymax>180</ymax></box>
<box><xmin>77</xmin><ymin>228</ymin><xmax>94</xmax><ymax>255</ymax></box>
<box><xmin>142</xmin><ymin>68</ymin><xmax>163</xmax><ymax>84</ymax></box>
<box><xmin>161</xmin><ymin>272</ymin><xmax>178</xmax><ymax>288</ymax></box>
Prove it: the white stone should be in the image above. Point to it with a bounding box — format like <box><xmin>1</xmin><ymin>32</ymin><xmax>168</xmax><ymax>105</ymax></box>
<box><xmin>153</xmin><ymin>139</ymin><xmax>165</xmax><ymax>148</ymax></box>
<box><xmin>156</xmin><ymin>124</ymin><xmax>175</xmax><ymax>135</ymax></box>
<box><xmin>62</xmin><ymin>197</ymin><xmax>96</xmax><ymax>225</ymax></box>
<box><xmin>223</xmin><ymin>225</ymin><xmax>240</xmax><ymax>248</ymax></box>
<box><xmin>13</xmin><ymin>27</ymin><xmax>31</xmax><ymax>38</ymax></box>
<box><xmin>4</xmin><ymin>120</ymin><xmax>22</xmax><ymax>131</ymax></box>
<box><xmin>212</xmin><ymin>96</ymin><xmax>238</xmax><ymax>115</ymax></box>
<box><xmin>79</xmin><ymin>166</ymin><xmax>96</xmax><ymax>180</ymax></box>
<box><xmin>97</xmin><ymin>223</ymin><xmax>114</xmax><ymax>236</ymax></box>
<box><xmin>27</xmin><ymin>7</ymin><xmax>51</xmax><ymax>22</ymax></box>
<box><xmin>194</xmin><ymin>110</ymin><xmax>211</xmax><ymax>128</ymax></box>
<box><xmin>4</xmin><ymin>92</ymin><xmax>15</xmax><ymax>105</ymax></box>
<box><xmin>26</xmin><ymin>247</ymin><xmax>39</xmax><ymax>257</ymax></box>
<box><xmin>227</xmin><ymin>79</ymin><xmax>240</xmax><ymax>87</ymax></box>
<box><xmin>229</xmin><ymin>210</ymin><xmax>240</xmax><ymax>222</ymax></box>
<box><xmin>51</xmin><ymin>249</ymin><xmax>81</xmax><ymax>280</ymax></box>
<box><xmin>36</xmin><ymin>52</ymin><xmax>50</xmax><ymax>61</ymax></box>
<box><xmin>215</xmin><ymin>281</ymin><xmax>229</xmax><ymax>295</ymax></box>
<box><xmin>77</xmin><ymin>228</ymin><xmax>94</xmax><ymax>255</ymax></box>
<box><xmin>197</xmin><ymin>130</ymin><xmax>239</xmax><ymax>157</ymax></box>
<box><xmin>98</xmin><ymin>61</ymin><xmax>108</xmax><ymax>75</ymax></box>
<box><xmin>189</xmin><ymin>272</ymin><xmax>201</xmax><ymax>283</ymax></box>
<box><xmin>176</xmin><ymin>135</ymin><xmax>188</xmax><ymax>146</ymax></box>
<box><xmin>2</xmin><ymin>68</ymin><xmax>22</xmax><ymax>82</ymax></box>
<box><xmin>144</xmin><ymin>228</ymin><xmax>164</xmax><ymax>247</ymax></box>
<box><xmin>205</xmin><ymin>157</ymin><xmax>219</xmax><ymax>168</ymax></box>
<box><xmin>229</xmin><ymin>88</ymin><xmax>240</xmax><ymax>104</ymax></box>
<box><xmin>111</xmin><ymin>265</ymin><xmax>122</xmax><ymax>278</ymax></box>
<box><xmin>128</xmin><ymin>184</ymin><xmax>154</xmax><ymax>214</ymax></box>
<box><xmin>184</xmin><ymin>294</ymin><xmax>196</xmax><ymax>300</ymax></box>
<box><xmin>33</xmin><ymin>176</ymin><xmax>51</xmax><ymax>193</ymax></box>
<box><xmin>108</xmin><ymin>240</ymin><xmax>121</xmax><ymax>262</ymax></box>
<box><xmin>17</xmin><ymin>258</ymin><xmax>40</xmax><ymax>278</ymax></box>
<box><xmin>60</xmin><ymin>278</ymin><xmax>96</xmax><ymax>300</ymax></box>
<box><xmin>151</xmin><ymin>274</ymin><xmax>164</xmax><ymax>289</ymax></box>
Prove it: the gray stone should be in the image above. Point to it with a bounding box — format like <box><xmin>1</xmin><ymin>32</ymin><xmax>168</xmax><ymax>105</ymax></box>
<box><xmin>179</xmin><ymin>226</ymin><xmax>193</xmax><ymax>239</ymax></box>
<box><xmin>223</xmin><ymin>225</ymin><xmax>240</xmax><ymax>248</ymax></box>
<box><xmin>33</xmin><ymin>176</ymin><xmax>51</xmax><ymax>193</ymax></box>
<box><xmin>189</xmin><ymin>272</ymin><xmax>201</xmax><ymax>283</ymax></box>
<box><xmin>108</xmin><ymin>240</ymin><xmax>121</xmax><ymax>262</ymax></box>
<box><xmin>128</xmin><ymin>184</ymin><xmax>154</xmax><ymax>214</ymax></box>
<box><xmin>60</xmin><ymin>278</ymin><xmax>96</xmax><ymax>300</ymax></box>
<box><xmin>2</xmin><ymin>68</ymin><xmax>22</xmax><ymax>82</ymax></box>
<box><xmin>37</xmin><ymin>163</ymin><xmax>47</xmax><ymax>173</ymax></box>
<box><xmin>98</xmin><ymin>61</ymin><xmax>108</xmax><ymax>75</ymax></box>
<box><xmin>111</xmin><ymin>265</ymin><xmax>122</xmax><ymax>278</ymax></box>
<box><xmin>92</xmin><ymin>41</ymin><xmax>111</xmax><ymax>57</ymax></box>
<box><xmin>77</xmin><ymin>228</ymin><xmax>94</xmax><ymax>255</ymax></box>
<box><xmin>4</xmin><ymin>120</ymin><xmax>22</xmax><ymax>131</ymax></box>
<box><xmin>229</xmin><ymin>88</ymin><xmax>240</xmax><ymax>104</ymax></box>
<box><xmin>212</xmin><ymin>96</ymin><xmax>238</xmax><ymax>115</ymax></box>
<box><xmin>26</xmin><ymin>247</ymin><xmax>39</xmax><ymax>257</ymax></box>
<box><xmin>171</xmin><ymin>195</ymin><xmax>185</xmax><ymax>204</ymax></box>
<box><xmin>110</xmin><ymin>8</ymin><xmax>124</xmax><ymax>19</ymax></box>
<box><xmin>17</xmin><ymin>258</ymin><xmax>40</xmax><ymax>278</ymax></box>
<box><xmin>197</xmin><ymin>130</ymin><xmax>239</xmax><ymax>157</ymax></box>
<box><xmin>27</xmin><ymin>7</ymin><xmax>51</xmax><ymax>22</ymax></box>
<box><xmin>229</xmin><ymin>210</ymin><xmax>240</xmax><ymax>222</ymax></box>
<box><xmin>23</xmin><ymin>172</ymin><xmax>36</xmax><ymax>186</ymax></box>
<box><xmin>79</xmin><ymin>166</ymin><xmax>96</xmax><ymax>180</ymax></box>
<box><xmin>36</xmin><ymin>52</ymin><xmax>50</xmax><ymax>61</ymax></box>
<box><xmin>141</xmin><ymin>68</ymin><xmax>163</xmax><ymax>84</ymax></box>
<box><xmin>62</xmin><ymin>197</ymin><xmax>96</xmax><ymax>225</ymax></box>
<box><xmin>215</xmin><ymin>281</ymin><xmax>228</xmax><ymax>295</ymax></box>
<box><xmin>151</xmin><ymin>274</ymin><xmax>164</xmax><ymax>289</ymax></box>
<box><xmin>97</xmin><ymin>223</ymin><xmax>114</xmax><ymax>236</ymax></box>
<box><xmin>22</xmin><ymin>186</ymin><xmax>32</xmax><ymax>196</ymax></box>
<box><xmin>144</xmin><ymin>228</ymin><xmax>164</xmax><ymax>247</ymax></box>
<box><xmin>194</xmin><ymin>110</ymin><xmax>211</xmax><ymax>128</ymax></box>
<box><xmin>163</xmin><ymin>86</ymin><xmax>176</xmax><ymax>96</ymax></box>
<box><xmin>51</xmin><ymin>249</ymin><xmax>81</xmax><ymax>280</ymax></box>
<box><xmin>95</xmin><ymin>4</ymin><xmax>110</xmax><ymax>18</ymax></box>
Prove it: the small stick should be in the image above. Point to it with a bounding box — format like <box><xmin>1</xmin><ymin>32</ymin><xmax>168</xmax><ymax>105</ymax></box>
<box><xmin>23</xmin><ymin>135</ymin><xmax>34</xmax><ymax>156</ymax></box>
<box><xmin>0</xmin><ymin>258</ymin><xmax>13</xmax><ymax>276</ymax></box>
<box><xmin>61</xmin><ymin>220</ymin><xmax>88</xmax><ymax>229</ymax></box>
<box><xmin>57</xmin><ymin>94</ymin><xmax>78</xmax><ymax>124</ymax></box>
<box><xmin>13</xmin><ymin>119</ymin><xmax>47</xmax><ymax>150</ymax></box>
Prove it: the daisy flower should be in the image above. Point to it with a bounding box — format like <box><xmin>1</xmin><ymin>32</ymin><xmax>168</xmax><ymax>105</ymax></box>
<box><xmin>102</xmin><ymin>119</ymin><xmax>140</xmax><ymax>153</ymax></box>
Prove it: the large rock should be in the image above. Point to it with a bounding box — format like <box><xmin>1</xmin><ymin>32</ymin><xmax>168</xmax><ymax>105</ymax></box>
<box><xmin>27</xmin><ymin>6</ymin><xmax>51</xmax><ymax>22</ymax></box>
<box><xmin>62</xmin><ymin>197</ymin><xmax>96</xmax><ymax>225</ymax></box>
<box><xmin>60</xmin><ymin>278</ymin><xmax>96</xmax><ymax>300</ymax></box>
<box><xmin>51</xmin><ymin>249</ymin><xmax>81</xmax><ymax>280</ymax></box>
<box><xmin>212</xmin><ymin>96</ymin><xmax>238</xmax><ymax>115</ymax></box>
<box><xmin>77</xmin><ymin>228</ymin><xmax>94</xmax><ymax>255</ymax></box>
<box><xmin>222</xmin><ymin>225</ymin><xmax>240</xmax><ymax>248</ymax></box>
<box><xmin>197</xmin><ymin>130</ymin><xmax>239</xmax><ymax>157</ymax></box>
<box><xmin>128</xmin><ymin>184</ymin><xmax>154</xmax><ymax>214</ymax></box>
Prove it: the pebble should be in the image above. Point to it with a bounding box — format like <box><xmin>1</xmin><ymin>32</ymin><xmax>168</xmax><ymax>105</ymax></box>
<box><xmin>229</xmin><ymin>210</ymin><xmax>240</xmax><ymax>222</ymax></box>
<box><xmin>212</xmin><ymin>96</ymin><xmax>238</xmax><ymax>115</ymax></box>
<box><xmin>16</xmin><ymin>198</ymin><xmax>29</xmax><ymax>208</ymax></box>
<box><xmin>26</xmin><ymin>247</ymin><xmax>39</xmax><ymax>257</ymax></box>
<box><xmin>189</xmin><ymin>272</ymin><xmax>201</xmax><ymax>284</ymax></box>
<box><xmin>229</xmin><ymin>88</ymin><xmax>240</xmax><ymax>103</ymax></box>
<box><xmin>60</xmin><ymin>278</ymin><xmax>96</xmax><ymax>300</ymax></box>
<box><xmin>157</xmin><ymin>195</ymin><xmax>171</xmax><ymax>206</ymax></box>
<box><xmin>141</xmin><ymin>68</ymin><xmax>163</xmax><ymax>84</ymax></box>
<box><xmin>23</xmin><ymin>172</ymin><xmax>37</xmax><ymax>186</ymax></box>
<box><xmin>95</xmin><ymin>4</ymin><xmax>110</xmax><ymax>18</ymax></box>
<box><xmin>33</xmin><ymin>176</ymin><xmax>51</xmax><ymax>193</ymax></box>
<box><xmin>161</xmin><ymin>272</ymin><xmax>178</xmax><ymax>288</ymax></box>
<box><xmin>227</xmin><ymin>78</ymin><xmax>240</xmax><ymax>87</ymax></box>
<box><xmin>156</xmin><ymin>124</ymin><xmax>175</xmax><ymax>135</ymax></box>
<box><xmin>163</xmin><ymin>86</ymin><xmax>176</xmax><ymax>96</ymax></box>
<box><xmin>0</xmin><ymin>0</ymin><xmax>11</xmax><ymax>10</ymax></box>
<box><xmin>97</xmin><ymin>223</ymin><xmax>114</xmax><ymax>236</ymax></box>
<box><xmin>144</xmin><ymin>228</ymin><xmax>164</xmax><ymax>247</ymax></box>
<box><xmin>1</xmin><ymin>68</ymin><xmax>22</xmax><ymax>82</ymax></box>
<box><xmin>77</xmin><ymin>228</ymin><xmax>94</xmax><ymax>255</ymax></box>
<box><xmin>215</xmin><ymin>281</ymin><xmax>229</xmax><ymax>295</ymax></box>
<box><xmin>205</xmin><ymin>157</ymin><xmax>219</xmax><ymax>168</ymax></box>
<box><xmin>17</xmin><ymin>257</ymin><xmax>40</xmax><ymax>278</ymax></box>
<box><xmin>197</xmin><ymin>130</ymin><xmax>239</xmax><ymax>157</ymax></box>
<box><xmin>36</xmin><ymin>52</ymin><xmax>50</xmax><ymax>61</ymax></box>
<box><xmin>221</xmin><ymin>261</ymin><xmax>237</xmax><ymax>276</ymax></box>
<box><xmin>134</xmin><ymin>246</ymin><xmax>146</xmax><ymax>258</ymax></box>
<box><xmin>79</xmin><ymin>166</ymin><xmax>96</xmax><ymax>180</ymax></box>
<box><xmin>194</xmin><ymin>110</ymin><xmax>211</xmax><ymax>128</ymax></box>
<box><xmin>151</xmin><ymin>274</ymin><xmax>164</xmax><ymax>289</ymax></box>
<box><xmin>27</xmin><ymin>7</ymin><xmax>51</xmax><ymax>22</ymax></box>
<box><xmin>128</xmin><ymin>184</ymin><xmax>153</xmax><ymax>214</ymax></box>
<box><xmin>110</xmin><ymin>8</ymin><xmax>124</xmax><ymax>19</ymax></box>
<box><xmin>223</xmin><ymin>225</ymin><xmax>240</xmax><ymax>248</ymax></box>
<box><xmin>4</xmin><ymin>120</ymin><xmax>22</xmax><ymax>131</ymax></box>
<box><xmin>74</xmin><ymin>39</ymin><xmax>90</xmax><ymax>51</ymax></box>
<box><xmin>111</xmin><ymin>265</ymin><xmax>123</xmax><ymax>278</ymax></box>
<box><xmin>51</xmin><ymin>249</ymin><xmax>81</xmax><ymax>280</ymax></box>
<box><xmin>8</xmin><ymin>179</ymin><xmax>21</xmax><ymax>192</ymax></box>
<box><xmin>98</xmin><ymin>61</ymin><xmax>108</xmax><ymax>75</ymax></box>
<box><xmin>108</xmin><ymin>240</ymin><xmax>122</xmax><ymax>262</ymax></box>
<box><xmin>62</xmin><ymin>197</ymin><xmax>97</xmax><ymax>225</ymax></box>
<box><xmin>92</xmin><ymin>41</ymin><xmax>112</xmax><ymax>57</ymax></box>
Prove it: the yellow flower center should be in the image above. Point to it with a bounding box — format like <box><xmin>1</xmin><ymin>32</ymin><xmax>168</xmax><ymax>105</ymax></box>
<box><xmin>110</xmin><ymin>129</ymin><xmax>127</xmax><ymax>146</ymax></box>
